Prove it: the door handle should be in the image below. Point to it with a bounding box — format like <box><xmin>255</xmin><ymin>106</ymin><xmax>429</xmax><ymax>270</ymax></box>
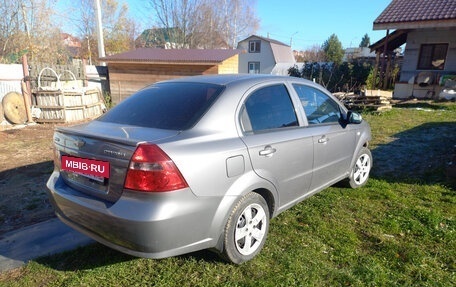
<box><xmin>259</xmin><ymin>146</ymin><xmax>276</xmax><ymax>157</ymax></box>
<box><xmin>318</xmin><ymin>136</ymin><xmax>329</xmax><ymax>144</ymax></box>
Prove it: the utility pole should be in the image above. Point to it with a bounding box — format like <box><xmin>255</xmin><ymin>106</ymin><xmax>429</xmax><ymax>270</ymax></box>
<box><xmin>95</xmin><ymin>0</ymin><xmax>106</xmax><ymax>64</ymax></box>
<box><xmin>290</xmin><ymin>32</ymin><xmax>298</xmax><ymax>47</ymax></box>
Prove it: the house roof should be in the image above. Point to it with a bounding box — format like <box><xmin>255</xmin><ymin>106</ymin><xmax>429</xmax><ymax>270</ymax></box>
<box><xmin>270</xmin><ymin>43</ymin><xmax>296</xmax><ymax>63</ymax></box>
<box><xmin>100</xmin><ymin>48</ymin><xmax>240</xmax><ymax>64</ymax></box>
<box><xmin>369</xmin><ymin>29</ymin><xmax>409</xmax><ymax>53</ymax></box>
<box><xmin>239</xmin><ymin>35</ymin><xmax>290</xmax><ymax>47</ymax></box>
<box><xmin>373</xmin><ymin>0</ymin><xmax>456</xmax><ymax>30</ymax></box>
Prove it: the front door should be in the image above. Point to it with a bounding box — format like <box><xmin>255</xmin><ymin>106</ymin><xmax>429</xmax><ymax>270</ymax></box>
<box><xmin>292</xmin><ymin>83</ymin><xmax>356</xmax><ymax>191</ymax></box>
<box><xmin>240</xmin><ymin>84</ymin><xmax>314</xmax><ymax>211</ymax></box>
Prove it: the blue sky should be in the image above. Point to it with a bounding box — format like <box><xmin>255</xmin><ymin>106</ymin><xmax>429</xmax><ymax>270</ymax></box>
<box><xmin>58</xmin><ymin>0</ymin><xmax>393</xmax><ymax>50</ymax></box>
<box><xmin>255</xmin><ymin>0</ymin><xmax>392</xmax><ymax>49</ymax></box>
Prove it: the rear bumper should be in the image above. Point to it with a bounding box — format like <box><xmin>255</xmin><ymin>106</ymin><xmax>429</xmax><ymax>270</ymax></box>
<box><xmin>46</xmin><ymin>171</ymin><xmax>227</xmax><ymax>259</ymax></box>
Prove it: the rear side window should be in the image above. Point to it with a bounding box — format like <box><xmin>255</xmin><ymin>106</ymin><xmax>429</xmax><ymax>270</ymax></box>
<box><xmin>98</xmin><ymin>82</ymin><xmax>224</xmax><ymax>130</ymax></box>
<box><xmin>242</xmin><ymin>84</ymin><xmax>298</xmax><ymax>132</ymax></box>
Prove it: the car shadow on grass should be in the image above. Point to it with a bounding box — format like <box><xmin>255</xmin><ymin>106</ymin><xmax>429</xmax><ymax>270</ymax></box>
<box><xmin>371</xmin><ymin>121</ymin><xmax>456</xmax><ymax>188</ymax></box>
<box><xmin>34</xmin><ymin>242</ymin><xmax>224</xmax><ymax>271</ymax></box>
<box><xmin>34</xmin><ymin>243</ymin><xmax>135</xmax><ymax>271</ymax></box>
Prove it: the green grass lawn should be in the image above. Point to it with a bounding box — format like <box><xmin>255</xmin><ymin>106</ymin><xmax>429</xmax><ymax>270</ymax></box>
<box><xmin>1</xmin><ymin>101</ymin><xmax>455</xmax><ymax>287</ymax></box>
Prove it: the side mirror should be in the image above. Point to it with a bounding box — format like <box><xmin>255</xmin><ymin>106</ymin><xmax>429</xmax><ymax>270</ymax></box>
<box><xmin>347</xmin><ymin>111</ymin><xmax>363</xmax><ymax>124</ymax></box>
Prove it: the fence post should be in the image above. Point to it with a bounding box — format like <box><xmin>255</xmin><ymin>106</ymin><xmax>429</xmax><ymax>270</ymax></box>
<box><xmin>21</xmin><ymin>55</ymin><xmax>33</xmax><ymax>123</ymax></box>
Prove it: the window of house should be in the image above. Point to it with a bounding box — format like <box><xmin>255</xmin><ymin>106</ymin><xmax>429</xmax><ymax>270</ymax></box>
<box><xmin>249</xmin><ymin>40</ymin><xmax>261</xmax><ymax>53</ymax></box>
<box><xmin>417</xmin><ymin>43</ymin><xmax>448</xmax><ymax>70</ymax></box>
<box><xmin>248</xmin><ymin>62</ymin><xmax>260</xmax><ymax>74</ymax></box>
<box><xmin>241</xmin><ymin>84</ymin><xmax>298</xmax><ymax>132</ymax></box>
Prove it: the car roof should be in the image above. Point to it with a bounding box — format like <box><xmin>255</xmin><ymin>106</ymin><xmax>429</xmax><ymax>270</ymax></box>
<box><xmin>159</xmin><ymin>74</ymin><xmax>313</xmax><ymax>87</ymax></box>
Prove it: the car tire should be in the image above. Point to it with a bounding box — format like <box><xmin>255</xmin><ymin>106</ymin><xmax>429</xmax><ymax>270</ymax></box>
<box><xmin>221</xmin><ymin>192</ymin><xmax>269</xmax><ymax>264</ymax></box>
<box><xmin>347</xmin><ymin>147</ymin><xmax>372</xmax><ymax>188</ymax></box>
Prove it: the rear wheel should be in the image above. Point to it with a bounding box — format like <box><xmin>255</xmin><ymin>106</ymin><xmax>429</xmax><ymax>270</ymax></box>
<box><xmin>221</xmin><ymin>192</ymin><xmax>269</xmax><ymax>264</ymax></box>
<box><xmin>348</xmin><ymin>147</ymin><xmax>372</xmax><ymax>188</ymax></box>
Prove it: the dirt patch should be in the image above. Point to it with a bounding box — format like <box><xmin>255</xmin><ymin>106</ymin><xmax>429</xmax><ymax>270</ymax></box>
<box><xmin>0</xmin><ymin>124</ymin><xmax>57</xmax><ymax>236</ymax></box>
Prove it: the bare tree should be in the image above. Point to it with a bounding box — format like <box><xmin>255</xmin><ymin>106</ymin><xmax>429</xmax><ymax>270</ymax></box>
<box><xmin>147</xmin><ymin>0</ymin><xmax>259</xmax><ymax>49</ymax></box>
<box><xmin>147</xmin><ymin>0</ymin><xmax>199</xmax><ymax>48</ymax></box>
<box><xmin>218</xmin><ymin>0</ymin><xmax>259</xmax><ymax>48</ymax></box>
<box><xmin>0</xmin><ymin>1</ymin><xmax>23</xmax><ymax>61</ymax></box>
<box><xmin>300</xmin><ymin>45</ymin><xmax>326</xmax><ymax>63</ymax></box>
<box><xmin>102</xmin><ymin>0</ymin><xmax>138</xmax><ymax>54</ymax></box>
<box><xmin>0</xmin><ymin>0</ymin><xmax>68</xmax><ymax>64</ymax></box>
<box><xmin>64</xmin><ymin>0</ymin><xmax>138</xmax><ymax>63</ymax></box>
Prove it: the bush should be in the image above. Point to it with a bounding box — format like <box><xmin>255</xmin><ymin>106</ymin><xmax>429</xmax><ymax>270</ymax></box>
<box><xmin>289</xmin><ymin>61</ymin><xmax>373</xmax><ymax>93</ymax></box>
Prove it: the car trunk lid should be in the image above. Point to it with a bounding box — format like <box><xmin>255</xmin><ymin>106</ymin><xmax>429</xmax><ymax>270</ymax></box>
<box><xmin>53</xmin><ymin>120</ymin><xmax>180</xmax><ymax>203</ymax></box>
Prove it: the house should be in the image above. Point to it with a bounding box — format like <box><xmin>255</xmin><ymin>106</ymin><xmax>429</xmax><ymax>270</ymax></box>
<box><xmin>370</xmin><ymin>0</ymin><xmax>456</xmax><ymax>99</ymax></box>
<box><xmin>99</xmin><ymin>48</ymin><xmax>240</xmax><ymax>104</ymax></box>
<box><xmin>343</xmin><ymin>47</ymin><xmax>376</xmax><ymax>62</ymax></box>
<box><xmin>135</xmin><ymin>28</ymin><xmax>188</xmax><ymax>49</ymax></box>
<box><xmin>135</xmin><ymin>28</ymin><xmax>231</xmax><ymax>50</ymax></box>
<box><xmin>61</xmin><ymin>33</ymin><xmax>82</xmax><ymax>59</ymax></box>
<box><xmin>237</xmin><ymin>35</ymin><xmax>296</xmax><ymax>75</ymax></box>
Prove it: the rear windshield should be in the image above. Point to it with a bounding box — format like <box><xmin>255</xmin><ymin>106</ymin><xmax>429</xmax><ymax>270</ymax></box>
<box><xmin>98</xmin><ymin>82</ymin><xmax>224</xmax><ymax>130</ymax></box>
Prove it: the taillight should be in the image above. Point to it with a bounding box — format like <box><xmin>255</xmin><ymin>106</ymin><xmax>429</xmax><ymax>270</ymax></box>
<box><xmin>124</xmin><ymin>143</ymin><xmax>188</xmax><ymax>192</ymax></box>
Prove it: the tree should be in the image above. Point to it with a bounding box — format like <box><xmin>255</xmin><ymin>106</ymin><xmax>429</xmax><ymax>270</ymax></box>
<box><xmin>298</xmin><ymin>44</ymin><xmax>325</xmax><ymax>62</ymax></box>
<box><xmin>65</xmin><ymin>0</ymin><xmax>138</xmax><ymax>63</ymax></box>
<box><xmin>147</xmin><ymin>0</ymin><xmax>259</xmax><ymax>49</ymax></box>
<box><xmin>102</xmin><ymin>0</ymin><xmax>137</xmax><ymax>54</ymax></box>
<box><xmin>289</xmin><ymin>61</ymin><xmax>373</xmax><ymax>93</ymax></box>
<box><xmin>0</xmin><ymin>0</ymin><xmax>68</xmax><ymax>64</ymax></box>
<box><xmin>147</xmin><ymin>0</ymin><xmax>196</xmax><ymax>48</ymax></box>
<box><xmin>321</xmin><ymin>34</ymin><xmax>344</xmax><ymax>66</ymax></box>
<box><xmin>359</xmin><ymin>33</ymin><xmax>370</xmax><ymax>48</ymax></box>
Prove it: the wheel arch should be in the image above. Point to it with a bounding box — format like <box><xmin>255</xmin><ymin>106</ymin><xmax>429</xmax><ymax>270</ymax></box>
<box><xmin>350</xmin><ymin>139</ymin><xmax>371</xmax><ymax>171</ymax></box>
<box><xmin>210</xmin><ymin>176</ymin><xmax>278</xmax><ymax>254</ymax></box>
<box><xmin>252</xmin><ymin>187</ymin><xmax>275</xmax><ymax>218</ymax></box>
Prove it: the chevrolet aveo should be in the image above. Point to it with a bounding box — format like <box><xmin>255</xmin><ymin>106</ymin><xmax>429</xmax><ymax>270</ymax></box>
<box><xmin>47</xmin><ymin>74</ymin><xmax>372</xmax><ymax>264</ymax></box>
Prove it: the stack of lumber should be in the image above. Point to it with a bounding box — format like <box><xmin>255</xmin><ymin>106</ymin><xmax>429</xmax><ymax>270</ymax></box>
<box><xmin>333</xmin><ymin>90</ymin><xmax>392</xmax><ymax>111</ymax></box>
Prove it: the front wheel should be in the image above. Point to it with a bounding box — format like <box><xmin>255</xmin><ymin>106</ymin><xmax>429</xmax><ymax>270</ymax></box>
<box><xmin>221</xmin><ymin>192</ymin><xmax>269</xmax><ymax>264</ymax></box>
<box><xmin>348</xmin><ymin>147</ymin><xmax>372</xmax><ymax>188</ymax></box>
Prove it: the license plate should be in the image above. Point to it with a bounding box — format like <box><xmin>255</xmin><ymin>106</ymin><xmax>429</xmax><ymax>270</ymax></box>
<box><xmin>61</xmin><ymin>155</ymin><xmax>110</xmax><ymax>179</ymax></box>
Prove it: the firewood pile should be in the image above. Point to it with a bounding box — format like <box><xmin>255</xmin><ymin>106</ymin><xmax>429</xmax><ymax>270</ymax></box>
<box><xmin>333</xmin><ymin>90</ymin><xmax>393</xmax><ymax>111</ymax></box>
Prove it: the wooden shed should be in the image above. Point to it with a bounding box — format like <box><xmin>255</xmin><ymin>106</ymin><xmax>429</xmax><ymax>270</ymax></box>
<box><xmin>100</xmin><ymin>48</ymin><xmax>240</xmax><ymax>104</ymax></box>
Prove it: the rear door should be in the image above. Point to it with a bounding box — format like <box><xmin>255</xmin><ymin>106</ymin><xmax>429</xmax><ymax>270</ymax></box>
<box><xmin>239</xmin><ymin>83</ymin><xmax>314</xmax><ymax>211</ymax></box>
<box><xmin>292</xmin><ymin>84</ymin><xmax>356</xmax><ymax>191</ymax></box>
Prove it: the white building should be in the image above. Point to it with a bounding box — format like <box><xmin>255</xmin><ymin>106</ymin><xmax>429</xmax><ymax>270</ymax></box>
<box><xmin>237</xmin><ymin>35</ymin><xmax>296</xmax><ymax>75</ymax></box>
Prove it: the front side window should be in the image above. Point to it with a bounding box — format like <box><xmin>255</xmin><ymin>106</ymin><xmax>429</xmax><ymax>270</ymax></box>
<box><xmin>249</xmin><ymin>40</ymin><xmax>261</xmax><ymax>53</ymax></box>
<box><xmin>241</xmin><ymin>84</ymin><xmax>298</xmax><ymax>132</ymax></box>
<box><xmin>293</xmin><ymin>84</ymin><xmax>341</xmax><ymax>125</ymax></box>
<box><xmin>248</xmin><ymin>62</ymin><xmax>260</xmax><ymax>74</ymax></box>
<box><xmin>417</xmin><ymin>43</ymin><xmax>448</xmax><ymax>70</ymax></box>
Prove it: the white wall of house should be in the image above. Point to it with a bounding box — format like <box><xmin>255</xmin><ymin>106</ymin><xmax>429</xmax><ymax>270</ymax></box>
<box><xmin>238</xmin><ymin>37</ymin><xmax>277</xmax><ymax>74</ymax></box>
<box><xmin>400</xmin><ymin>28</ymin><xmax>456</xmax><ymax>82</ymax></box>
<box><xmin>343</xmin><ymin>47</ymin><xmax>376</xmax><ymax>62</ymax></box>
<box><xmin>394</xmin><ymin>28</ymin><xmax>456</xmax><ymax>99</ymax></box>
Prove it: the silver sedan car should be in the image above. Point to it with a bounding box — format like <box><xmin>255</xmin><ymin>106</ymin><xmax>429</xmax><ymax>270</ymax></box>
<box><xmin>47</xmin><ymin>74</ymin><xmax>372</xmax><ymax>264</ymax></box>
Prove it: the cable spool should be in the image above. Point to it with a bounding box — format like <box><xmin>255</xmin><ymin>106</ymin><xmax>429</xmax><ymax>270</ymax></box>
<box><xmin>0</xmin><ymin>102</ymin><xmax>4</xmax><ymax>122</ymax></box>
<box><xmin>2</xmin><ymin>91</ymin><xmax>27</xmax><ymax>124</ymax></box>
